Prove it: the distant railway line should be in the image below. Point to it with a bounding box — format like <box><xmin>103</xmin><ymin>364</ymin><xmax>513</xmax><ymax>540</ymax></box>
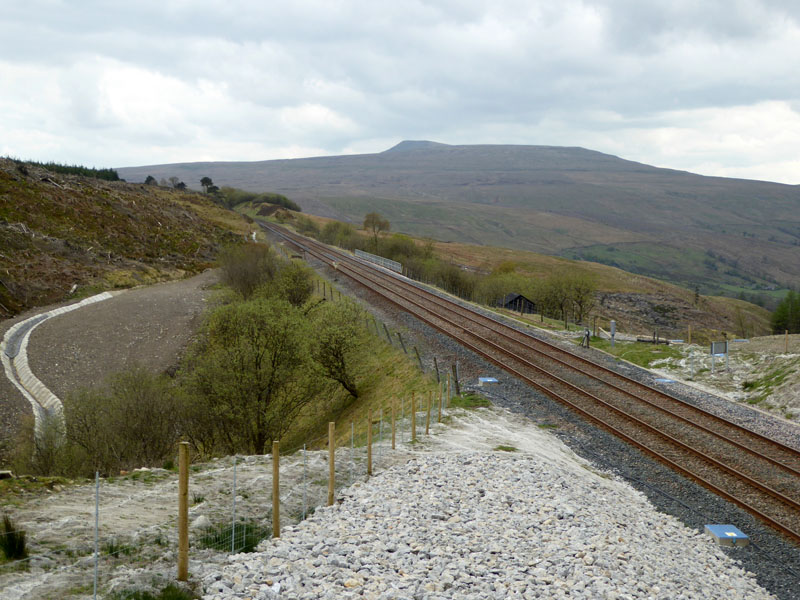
<box><xmin>260</xmin><ymin>221</ymin><xmax>800</xmax><ymax>545</ymax></box>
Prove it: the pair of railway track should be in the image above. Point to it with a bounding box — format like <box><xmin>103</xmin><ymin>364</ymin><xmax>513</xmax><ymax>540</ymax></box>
<box><xmin>261</xmin><ymin>221</ymin><xmax>800</xmax><ymax>544</ymax></box>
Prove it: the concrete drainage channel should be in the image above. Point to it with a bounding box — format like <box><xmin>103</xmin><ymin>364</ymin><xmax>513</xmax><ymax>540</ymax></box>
<box><xmin>0</xmin><ymin>293</ymin><xmax>114</xmax><ymax>434</ymax></box>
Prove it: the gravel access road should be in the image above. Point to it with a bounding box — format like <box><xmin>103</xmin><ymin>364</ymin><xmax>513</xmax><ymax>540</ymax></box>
<box><xmin>0</xmin><ymin>270</ymin><xmax>219</xmax><ymax>454</ymax></box>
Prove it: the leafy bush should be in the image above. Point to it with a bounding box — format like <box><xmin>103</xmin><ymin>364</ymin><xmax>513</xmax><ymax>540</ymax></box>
<box><xmin>217</xmin><ymin>187</ymin><xmax>300</xmax><ymax>211</ymax></box>
<box><xmin>62</xmin><ymin>367</ymin><xmax>182</xmax><ymax>476</ymax></box>
<box><xmin>181</xmin><ymin>297</ymin><xmax>323</xmax><ymax>455</ymax></box>
<box><xmin>218</xmin><ymin>243</ymin><xmax>279</xmax><ymax>299</ymax></box>
<box><xmin>272</xmin><ymin>261</ymin><xmax>314</xmax><ymax>307</ymax></box>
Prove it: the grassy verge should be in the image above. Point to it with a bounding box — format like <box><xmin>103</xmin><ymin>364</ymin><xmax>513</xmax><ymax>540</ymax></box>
<box><xmin>589</xmin><ymin>338</ymin><xmax>684</xmax><ymax>368</ymax></box>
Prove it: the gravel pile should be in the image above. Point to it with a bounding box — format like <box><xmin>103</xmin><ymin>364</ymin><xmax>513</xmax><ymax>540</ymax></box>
<box><xmin>201</xmin><ymin>452</ymin><xmax>773</xmax><ymax>600</ymax></box>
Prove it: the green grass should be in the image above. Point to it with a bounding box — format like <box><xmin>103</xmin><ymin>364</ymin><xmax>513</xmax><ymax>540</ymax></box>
<box><xmin>449</xmin><ymin>393</ymin><xmax>491</xmax><ymax>409</ymax></box>
<box><xmin>493</xmin><ymin>445</ymin><xmax>517</xmax><ymax>452</ymax></box>
<box><xmin>741</xmin><ymin>363</ymin><xmax>795</xmax><ymax>405</ymax></box>
<box><xmin>591</xmin><ymin>339</ymin><xmax>684</xmax><ymax>368</ymax></box>
<box><xmin>104</xmin><ymin>538</ymin><xmax>134</xmax><ymax>558</ymax></box>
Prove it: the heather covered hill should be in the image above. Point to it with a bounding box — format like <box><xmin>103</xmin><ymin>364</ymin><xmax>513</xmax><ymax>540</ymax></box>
<box><xmin>0</xmin><ymin>159</ymin><xmax>248</xmax><ymax>317</ymax></box>
<box><xmin>119</xmin><ymin>141</ymin><xmax>800</xmax><ymax>300</ymax></box>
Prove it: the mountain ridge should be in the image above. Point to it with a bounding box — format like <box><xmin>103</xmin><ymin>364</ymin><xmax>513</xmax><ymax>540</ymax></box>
<box><xmin>118</xmin><ymin>142</ymin><xmax>800</xmax><ymax>298</ymax></box>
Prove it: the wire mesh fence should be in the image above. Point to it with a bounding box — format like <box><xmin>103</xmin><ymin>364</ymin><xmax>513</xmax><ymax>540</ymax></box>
<box><xmin>1</xmin><ymin>347</ymin><xmax>457</xmax><ymax>599</ymax></box>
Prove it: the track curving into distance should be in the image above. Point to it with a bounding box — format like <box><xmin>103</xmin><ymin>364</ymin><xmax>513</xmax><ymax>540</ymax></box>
<box><xmin>261</xmin><ymin>221</ymin><xmax>800</xmax><ymax>544</ymax></box>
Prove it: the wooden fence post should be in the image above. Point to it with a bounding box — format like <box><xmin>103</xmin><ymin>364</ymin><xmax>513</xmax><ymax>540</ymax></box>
<box><xmin>177</xmin><ymin>442</ymin><xmax>189</xmax><ymax>581</ymax></box>
<box><xmin>396</xmin><ymin>332</ymin><xmax>408</xmax><ymax>354</ymax></box>
<box><xmin>272</xmin><ymin>441</ymin><xmax>280</xmax><ymax>539</ymax></box>
<box><xmin>433</xmin><ymin>356</ymin><xmax>440</xmax><ymax>382</ymax></box>
<box><xmin>391</xmin><ymin>399</ymin><xmax>396</xmax><ymax>450</ymax></box>
<box><xmin>452</xmin><ymin>364</ymin><xmax>461</xmax><ymax>396</ymax></box>
<box><xmin>383</xmin><ymin>323</ymin><xmax>393</xmax><ymax>344</ymax></box>
<box><xmin>411</xmin><ymin>392</ymin><xmax>417</xmax><ymax>442</ymax></box>
<box><xmin>414</xmin><ymin>346</ymin><xmax>423</xmax><ymax>371</ymax></box>
<box><xmin>367</xmin><ymin>409</ymin><xmax>373</xmax><ymax>476</ymax></box>
<box><xmin>328</xmin><ymin>422</ymin><xmax>335</xmax><ymax>505</ymax></box>
<box><xmin>437</xmin><ymin>386</ymin><xmax>442</xmax><ymax>423</ymax></box>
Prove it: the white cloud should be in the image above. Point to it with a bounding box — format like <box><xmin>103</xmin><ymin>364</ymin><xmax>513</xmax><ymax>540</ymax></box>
<box><xmin>0</xmin><ymin>1</ymin><xmax>799</xmax><ymax>183</ymax></box>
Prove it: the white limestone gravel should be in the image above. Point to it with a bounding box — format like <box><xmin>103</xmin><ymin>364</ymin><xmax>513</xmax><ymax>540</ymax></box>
<box><xmin>200</xmin><ymin>412</ymin><xmax>774</xmax><ymax>600</ymax></box>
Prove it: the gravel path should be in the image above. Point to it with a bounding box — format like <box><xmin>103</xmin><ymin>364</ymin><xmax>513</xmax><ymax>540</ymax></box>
<box><xmin>202</xmin><ymin>449</ymin><xmax>773</xmax><ymax>600</ymax></box>
<box><xmin>0</xmin><ymin>270</ymin><xmax>218</xmax><ymax>457</ymax></box>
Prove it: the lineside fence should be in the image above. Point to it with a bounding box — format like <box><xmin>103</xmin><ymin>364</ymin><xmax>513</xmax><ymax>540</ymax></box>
<box><xmin>0</xmin><ymin>272</ymin><xmax>464</xmax><ymax>597</ymax></box>
<box><xmin>175</xmin><ymin>379</ymin><xmax>456</xmax><ymax>581</ymax></box>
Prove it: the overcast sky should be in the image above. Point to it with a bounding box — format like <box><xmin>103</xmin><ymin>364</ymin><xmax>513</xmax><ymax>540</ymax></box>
<box><xmin>2</xmin><ymin>0</ymin><xmax>799</xmax><ymax>183</ymax></box>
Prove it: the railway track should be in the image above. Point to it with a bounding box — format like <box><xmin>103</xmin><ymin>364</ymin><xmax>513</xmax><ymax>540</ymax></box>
<box><xmin>262</xmin><ymin>221</ymin><xmax>800</xmax><ymax>544</ymax></box>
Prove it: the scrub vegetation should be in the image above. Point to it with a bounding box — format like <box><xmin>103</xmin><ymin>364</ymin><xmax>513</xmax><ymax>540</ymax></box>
<box><xmin>7</xmin><ymin>243</ymin><xmax>434</xmax><ymax>477</ymax></box>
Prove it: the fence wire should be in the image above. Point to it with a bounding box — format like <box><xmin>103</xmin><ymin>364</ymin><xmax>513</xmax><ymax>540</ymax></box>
<box><xmin>0</xmin><ymin>390</ymin><xmax>454</xmax><ymax>599</ymax></box>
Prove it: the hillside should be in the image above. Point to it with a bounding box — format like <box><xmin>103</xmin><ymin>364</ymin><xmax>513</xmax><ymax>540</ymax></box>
<box><xmin>268</xmin><ymin>211</ymin><xmax>771</xmax><ymax>341</ymax></box>
<box><xmin>118</xmin><ymin>141</ymin><xmax>800</xmax><ymax>302</ymax></box>
<box><xmin>0</xmin><ymin>158</ymin><xmax>249</xmax><ymax>317</ymax></box>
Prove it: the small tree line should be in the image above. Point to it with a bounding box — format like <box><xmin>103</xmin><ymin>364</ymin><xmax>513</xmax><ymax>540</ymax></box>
<box><xmin>10</xmin><ymin>244</ymin><xmax>373</xmax><ymax>477</ymax></box>
<box><xmin>771</xmin><ymin>289</ymin><xmax>800</xmax><ymax>334</ymax></box>
<box><xmin>12</xmin><ymin>158</ymin><xmax>120</xmax><ymax>181</ymax></box>
<box><xmin>301</xmin><ymin>214</ymin><xmax>597</xmax><ymax>328</ymax></box>
<box><xmin>141</xmin><ymin>175</ymin><xmax>301</xmax><ymax>212</ymax></box>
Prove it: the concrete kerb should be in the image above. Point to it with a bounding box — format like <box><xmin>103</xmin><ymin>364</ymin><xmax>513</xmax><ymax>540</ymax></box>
<box><xmin>0</xmin><ymin>292</ymin><xmax>115</xmax><ymax>435</ymax></box>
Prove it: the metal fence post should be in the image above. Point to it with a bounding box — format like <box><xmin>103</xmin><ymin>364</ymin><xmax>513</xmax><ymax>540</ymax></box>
<box><xmin>93</xmin><ymin>471</ymin><xmax>99</xmax><ymax>600</ymax></box>
<box><xmin>231</xmin><ymin>456</ymin><xmax>237</xmax><ymax>553</ymax></box>
<box><xmin>178</xmin><ymin>442</ymin><xmax>189</xmax><ymax>581</ymax></box>
<box><xmin>272</xmin><ymin>441</ymin><xmax>280</xmax><ymax>539</ymax></box>
<box><xmin>378</xmin><ymin>408</ymin><xmax>383</xmax><ymax>466</ymax></box>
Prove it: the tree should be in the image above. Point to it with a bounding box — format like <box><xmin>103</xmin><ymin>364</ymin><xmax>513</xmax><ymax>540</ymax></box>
<box><xmin>62</xmin><ymin>367</ymin><xmax>181</xmax><ymax>475</ymax></box>
<box><xmin>168</xmin><ymin>176</ymin><xmax>180</xmax><ymax>188</ymax></box>
<box><xmin>182</xmin><ymin>298</ymin><xmax>321</xmax><ymax>454</ymax></box>
<box><xmin>175</xmin><ymin>181</ymin><xmax>187</xmax><ymax>191</ymax></box>
<box><xmin>274</xmin><ymin>262</ymin><xmax>314</xmax><ymax>307</ymax></box>
<box><xmin>311</xmin><ymin>299</ymin><xmax>366</xmax><ymax>397</ymax></box>
<box><xmin>201</xmin><ymin>176</ymin><xmax>214</xmax><ymax>193</ymax></box>
<box><xmin>218</xmin><ymin>243</ymin><xmax>279</xmax><ymax>299</ymax></box>
<box><xmin>772</xmin><ymin>290</ymin><xmax>800</xmax><ymax>334</ymax></box>
<box><xmin>363</xmin><ymin>212</ymin><xmax>390</xmax><ymax>252</ymax></box>
<box><xmin>144</xmin><ymin>175</ymin><xmax>157</xmax><ymax>185</ymax></box>
<box><xmin>569</xmin><ymin>275</ymin><xmax>597</xmax><ymax>324</ymax></box>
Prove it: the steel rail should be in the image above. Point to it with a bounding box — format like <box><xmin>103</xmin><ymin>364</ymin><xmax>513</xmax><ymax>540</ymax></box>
<box><xmin>271</xmin><ymin>222</ymin><xmax>800</xmax><ymax>469</ymax></box>
<box><xmin>262</xmin><ymin>222</ymin><xmax>800</xmax><ymax>542</ymax></box>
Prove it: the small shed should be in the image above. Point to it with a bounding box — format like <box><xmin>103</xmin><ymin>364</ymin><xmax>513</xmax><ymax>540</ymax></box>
<box><xmin>499</xmin><ymin>293</ymin><xmax>536</xmax><ymax>314</ymax></box>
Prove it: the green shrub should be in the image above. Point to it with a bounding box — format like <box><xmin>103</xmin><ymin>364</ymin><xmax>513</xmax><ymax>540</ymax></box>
<box><xmin>1</xmin><ymin>514</ymin><xmax>28</xmax><ymax>561</ymax></box>
<box><xmin>198</xmin><ymin>521</ymin><xmax>271</xmax><ymax>553</ymax></box>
